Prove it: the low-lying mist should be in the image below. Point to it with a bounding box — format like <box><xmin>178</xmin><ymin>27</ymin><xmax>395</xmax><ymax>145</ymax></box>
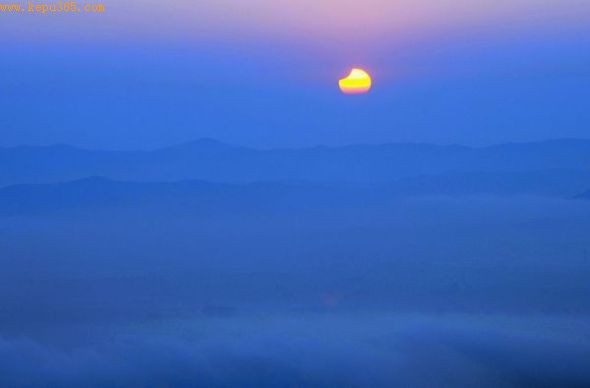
<box><xmin>1</xmin><ymin>193</ymin><xmax>589</xmax><ymax>386</ymax></box>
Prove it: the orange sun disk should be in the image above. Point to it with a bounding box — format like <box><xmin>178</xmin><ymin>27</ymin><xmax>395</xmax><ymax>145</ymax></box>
<box><xmin>339</xmin><ymin>68</ymin><xmax>372</xmax><ymax>94</ymax></box>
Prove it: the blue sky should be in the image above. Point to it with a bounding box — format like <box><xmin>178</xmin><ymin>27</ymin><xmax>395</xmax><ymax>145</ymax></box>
<box><xmin>1</xmin><ymin>0</ymin><xmax>589</xmax><ymax>149</ymax></box>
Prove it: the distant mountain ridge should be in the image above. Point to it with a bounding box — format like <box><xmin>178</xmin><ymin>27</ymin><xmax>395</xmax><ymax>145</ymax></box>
<box><xmin>1</xmin><ymin>138</ymin><xmax>590</xmax><ymax>187</ymax></box>
<box><xmin>1</xmin><ymin>167</ymin><xmax>590</xmax><ymax>216</ymax></box>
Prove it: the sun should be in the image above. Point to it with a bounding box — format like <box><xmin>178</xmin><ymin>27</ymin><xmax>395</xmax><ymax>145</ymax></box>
<box><xmin>339</xmin><ymin>68</ymin><xmax>372</xmax><ymax>94</ymax></box>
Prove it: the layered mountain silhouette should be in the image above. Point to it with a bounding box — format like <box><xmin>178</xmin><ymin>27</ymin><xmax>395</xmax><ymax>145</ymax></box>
<box><xmin>1</xmin><ymin>138</ymin><xmax>590</xmax><ymax>186</ymax></box>
<box><xmin>1</xmin><ymin>169</ymin><xmax>590</xmax><ymax>216</ymax></box>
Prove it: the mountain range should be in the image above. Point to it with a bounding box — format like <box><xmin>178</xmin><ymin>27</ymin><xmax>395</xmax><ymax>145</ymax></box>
<box><xmin>1</xmin><ymin>172</ymin><xmax>589</xmax><ymax>217</ymax></box>
<box><xmin>0</xmin><ymin>138</ymin><xmax>589</xmax><ymax>215</ymax></box>
<box><xmin>1</xmin><ymin>138</ymin><xmax>590</xmax><ymax>187</ymax></box>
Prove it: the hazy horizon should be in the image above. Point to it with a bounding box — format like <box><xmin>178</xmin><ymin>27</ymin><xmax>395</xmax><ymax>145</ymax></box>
<box><xmin>4</xmin><ymin>136</ymin><xmax>590</xmax><ymax>152</ymax></box>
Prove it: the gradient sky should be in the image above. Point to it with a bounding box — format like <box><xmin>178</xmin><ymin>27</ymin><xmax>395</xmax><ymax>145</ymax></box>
<box><xmin>1</xmin><ymin>0</ymin><xmax>589</xmax><ymax>149</ymax></box>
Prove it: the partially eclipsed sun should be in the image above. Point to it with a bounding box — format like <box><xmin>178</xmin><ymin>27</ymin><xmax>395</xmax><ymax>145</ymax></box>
<box><xmin>339</xmin><ymin>68</ymin><xmax>372</xmax><ymax>94</ymax></box>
